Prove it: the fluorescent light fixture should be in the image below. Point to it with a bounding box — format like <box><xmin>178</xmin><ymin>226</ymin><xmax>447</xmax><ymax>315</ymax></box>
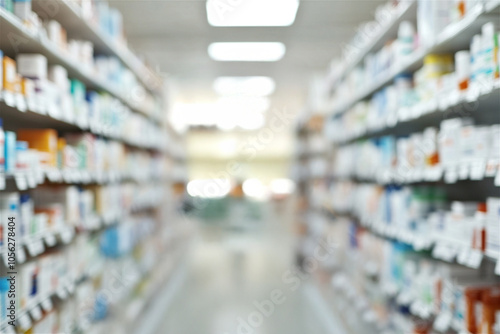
<box><xmin>206</xmin><ymin>0</ymin><xmax>300</xmax><ymax>27</ymax></box>
<box><xmin>214</xmin><ymin>76</ymin><xmax>276</xmax><ymax>96</ymax></box>
<box><xmin>208</xmin><ymin>42</ymin><xmax>286</xmax><ymax>62</ymax></box>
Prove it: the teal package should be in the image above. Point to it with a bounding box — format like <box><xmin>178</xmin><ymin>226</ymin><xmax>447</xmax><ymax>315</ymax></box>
<box><xmin>0</xmin><ymin>277</ymin><xmax>8</xmax><ymax>321</ymax></box>
<box><xmin>4</xmin><ymin>131</ymin><xmax>16</xmax><ymax>173</ymax></box>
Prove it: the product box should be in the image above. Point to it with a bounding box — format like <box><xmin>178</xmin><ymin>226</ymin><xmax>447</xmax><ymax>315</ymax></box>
<box><xmin>486</xmin><ymin>197</ymin><xmax>500</xmax><ymax>257</ymax></box>
<box><xmin>17</xmin><ymin>128</ymin><xmax>58</xmax><ymax>167</ymax></box>
<box><xmin>2</xmin><ymin>56</ymin><xmax>16</xmax><ymax>92</ymax></box>
<box><xmin>4</xmin><ymin>131</ymin><xmax>16</xmax><ymax>172</ymax></box>
<box><xmin>13</xmin><ymin>0</ymin><xmax>31</xmax><ymax>21</ymax></box>
<box><xmin>33</xmin><ymin>186</ymin><xmax>80</xmax><ymax>225</ymax></box>
<box><xmin>16</xmin><ymin>53</ymin><xmax>47</xmax><ymax>80</ymax></box>
<box><xmin>48</xmin><ymin>64</ymin><xmax>68</xmax><ymax>92</ymax></box>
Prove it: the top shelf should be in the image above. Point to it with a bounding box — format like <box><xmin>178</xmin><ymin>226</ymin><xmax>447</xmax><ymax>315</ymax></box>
<box><xmin>331</xmin><ymin>0</ymin><xmax>417</xmax><ymax>88</ymax></box>
<box><xmin>31</xmin><ymin>0</ymin><xmax>162</xmax><ymax>95</ymax></box>
<box><xmin>329</xmin><ymin>0</ymin><xmax>500</xmax><ymax>116</ymax></box>
<box><xmin>0</xmin><ymin>7</ymin><xmax>163</xmax><ymax>124</ymax></box>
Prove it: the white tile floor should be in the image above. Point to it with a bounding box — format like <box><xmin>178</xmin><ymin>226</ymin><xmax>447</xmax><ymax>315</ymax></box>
<box><xmin>153</xmin><ymin>203</ymin><xmax>336</xmax><ymax>334</ymax></box>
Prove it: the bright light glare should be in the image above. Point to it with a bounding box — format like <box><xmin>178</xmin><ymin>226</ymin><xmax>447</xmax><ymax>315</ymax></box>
<box><xmin>242</xmin><ymin>178</ymin><xmax>268</xmax><ymax>199</ymax></box>
<box><xmin>206</xmin><ymin>0</ymin><xmax>300</xmax><ymax>27</ymax></box>
<box><xmin>213</xmin><ymin>77</ymin><xmax>276</xmax><ymax>96</ymax></box>
<box><xmin>238</xmin><ymin>113</ymin><xmax>265</xmax><ymax>130</ymax></box>
<box><xmin>208</xmin><ymin>42</ymin><xmax>286</xmax><ymax>62</ymax></box>
<box><xmin>270</xmin><ymin>178</ymin><xmax>296</xmax><ymax>195</ymax></box>
<box><xmin>187</xmin><ymin>179</ymin><xmax>231</xmax><ymax>198</ymax></box>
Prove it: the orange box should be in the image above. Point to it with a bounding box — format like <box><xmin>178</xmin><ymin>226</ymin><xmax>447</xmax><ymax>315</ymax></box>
<box><xmin>21</xmin><ymin>77</ymin><xmax>34</xmax><ymax>97</ymax></box>
<box><xmin>17</xmin><ymin>129</ymin><xmax>58</xmax><ymax>167</ymax></box>
<box><xmin>2</xmin><ymin>56</ymin><xmax>17</xmax><ymax>92</ymax></box>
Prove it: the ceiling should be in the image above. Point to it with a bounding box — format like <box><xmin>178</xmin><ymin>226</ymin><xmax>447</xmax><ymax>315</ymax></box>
<box><xmin>109</xmin><ymin>0</ymin><xmax>386</xmax><ymax>170</ymax></box>
<box><xmin>110</xmin><ymin>0</ymin><xmax>386</xmax><ymax>108</ymax></box>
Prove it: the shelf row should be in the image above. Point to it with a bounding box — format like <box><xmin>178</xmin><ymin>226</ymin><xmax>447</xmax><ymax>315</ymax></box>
<box><xmin>31</xmin><ymin>0</ymin><xmax>163</xmax><ymax>94</ymax></box>
<box><xmin>0</xmin><ymin>91</ymin><xmax>167</xmax><ymax>153</ymax></box>
<box><xmin>306</xmin><ymin>215</ymin><xmax>500</xmax><ymax>334</ymax></box>
<box><xmin>322</xmin><ymin>181</ymin><xmax>500</xmax><ymax>269</ymax></box>
<box><xmin>1</xmin><ymin>168</ymin><xmax>169</xmax><ymax>191</ymax></box>
<box><xmin>326</xmin><ymin>80</ymin><xmax>500</xmax><ymax>145</ymax></box>
<box><xmin>328</xmin><ymin>0</ymin><xmax>417</xmax><ymax>87</ymax></box>
<box><xmin>0</xmin><ymin>221</ymin><xmax>176</xmax><ymax>333</ymax></box>
<box><xmin>328</xmin><ymin>0</ymin><xmax>499</xmax><ymax>116</ymax></box>
<box><xmin>0</xmin><ymin>7</ymin><xmax>163</xmax><ymax>124</ymax></box>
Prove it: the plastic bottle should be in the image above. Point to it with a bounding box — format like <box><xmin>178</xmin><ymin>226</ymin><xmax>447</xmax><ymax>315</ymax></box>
<box><xmin>398</xmin><ymin>21</ymin><xmax>415</xmax><ymax>57</ymax></box>
<box><xmin>482</xmin><ymin>23</ymin><xmax>497</xmax><ymax>83</ymax></box>
<box><xmin>472</xmin><ymin>202</ymin><xmax>487</xmax><ymax>251</ymax></box>
<box><xmin>455</xmin><ymin>50</ymin><xmax>471</xmax><ymax>91</ymax></box>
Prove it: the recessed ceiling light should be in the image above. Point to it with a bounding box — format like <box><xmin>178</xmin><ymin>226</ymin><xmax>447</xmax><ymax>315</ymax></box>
<box><xmin>213</xmin><ymin>76</ymin><xmax>276</xmax><ymax>96</ymax></box>
<box><xmin>208</xmin><ymin>42</ymin><xmax>286</xmax><ymax>62</ymax></box>
<box><xmin>206</xmin><ymin>0</ymin><xmax>299</xmax><ymax>27</ymax></box>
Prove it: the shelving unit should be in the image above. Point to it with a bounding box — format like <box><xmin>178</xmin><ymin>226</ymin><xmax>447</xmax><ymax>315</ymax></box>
<box><xmin>296</xmin><ymin>0</ymin><xmax>500</xmax><ymax>333</ymax></box>
<box><xmin>0</xmin><ymin>0</ymin><xmax>189</xmax><ymax>333</ymax></box>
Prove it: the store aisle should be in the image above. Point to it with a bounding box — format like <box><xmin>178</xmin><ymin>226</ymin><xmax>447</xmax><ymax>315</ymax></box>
<box><xmin>153</xmin><ymin>205</ymin><xmax>334</xmax><ymax>334</ymax></box>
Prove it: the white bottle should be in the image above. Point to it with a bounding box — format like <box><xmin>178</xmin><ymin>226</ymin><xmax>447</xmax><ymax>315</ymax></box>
<box><xmin>455</xmin><ymin>50</ymin><xmax>471</xmax><ymax>91</ymax></box>
<box><xmin>398</xmin><ymin>21</ymin><xmax>415</xmax><ymax>58</ymax></box>
<box><xmin>482</xmin><ymin>22</ymin><xmax>496</xmax><ymax>83</ymax></box>
<box><xmin>470</xmin><ymin>34</ymin><xmax>482</xmax><ymax>85</ymax></box>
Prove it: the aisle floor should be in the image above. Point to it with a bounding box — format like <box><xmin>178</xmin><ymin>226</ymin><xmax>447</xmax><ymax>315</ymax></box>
<box><xmin>154</xmin><ymin>206</ymin><xmax>333</xmax><ymax>334</ymax></box>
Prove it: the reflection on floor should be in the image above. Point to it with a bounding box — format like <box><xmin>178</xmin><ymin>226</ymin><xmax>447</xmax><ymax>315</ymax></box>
<box><xmin>155</xmin><ymin>203</ymin><xmax>332</xmax><ymax>334</ymax></box>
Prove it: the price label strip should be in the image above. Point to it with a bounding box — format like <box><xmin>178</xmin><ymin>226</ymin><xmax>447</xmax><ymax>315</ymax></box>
<box><xmin>467</xmin><ymin>250</ymin><xmax>483</xmax><ymax>269</ymax></box>
<box><xmin>44</xmin><ymin>233</ymin><xmax>57</xmax><ymax>247</ymax></box>
<box><xmin>17</xmin><ymin>313</ymin><xmax>32</xmax><ymax>331</ymax></box>
<box><xmin>15</xmin><ymin>173</ymin><xmax>28</xmax><ymax>191</ymax></box>
<box><xmin>16</xmin><ymin>247</ymin><xmax>26</xmax><ymax>264</ymax></box>
<box><xmin>30</xmin><ymin>305</ymin><xmax>42</xmax><ymax>321</ymax></box>
<box><xmin>445</xmin><ymin>168</ymin><xmax>458</xmax><ymax>184</ymax></box>
<box><xmin>41</xmin><ymin>298</ymin><xmax>53</xmax><ymax>312</ymax></box>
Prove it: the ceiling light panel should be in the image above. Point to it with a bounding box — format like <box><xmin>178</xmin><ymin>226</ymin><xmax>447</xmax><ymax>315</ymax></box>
<box><xmin>206</xmin><ymin>0</ymin><xmax>300</xmax><ymax>27</ymax></box>
<box><xmin>208</xmin><ymin>42</ymin><xmax>286</xmax><ymax>62</ymax></box>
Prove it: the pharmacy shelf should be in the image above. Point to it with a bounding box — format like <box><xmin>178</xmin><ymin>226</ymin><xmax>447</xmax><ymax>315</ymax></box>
<box><xmin>332</xmin><ymin>160</ymin><xmax>500</xmax><ymax>186</ymax></box>
<box><xmin>31</xmin><ymin>0</ymin><xmax>162</xmax><ymax>95</ymax></box>
<box><xmin>78</xmin><ymin>240</ymin><xmax>189</xmax><ymax>334</ymax></box>
<box><xmin>329</xmin><ymin>1</ymin><xmax>500</xmax><ymax>116</ymax></box>
<box><xmin>0</xmin><ymin>167</ymin><xmax>168</xmax><ymax>192</ymax></box>
<box><xmin>0</xmin><ymin>210</ymin><xmax>173</xmax><ymax>333</ymax></box>
<box><xmin>0</xmin><ymin>8</ymin><xmax>161</xmax><ymax>123</ymax></box>
<box><xmin>328</xmin><ymin>209</ymin><xmax>499</xmax><ymax>273</ymax></box>
<box><xmin>332</xmin><ymin>82</ymin><xmax>500</xmax><ymax>145</ymax></box>
<box><xmin>331</xmin><ymin>0</ymin><xmax>417</xmax><ymax>87</ymax></box>
<box><xmin>0</xmin><ymin>96</ymin><xmax>166</xmax><ymax>152</ymax></box>
<box><xmin>0</xmin><ymin>273</ymin><xmax>77</xmax><ymax>333</ymax></box>
<box><xmin>0</xmin><ymin>226</ymin><xmax>75</xmax><ymax>265</ymax></box>
<box><xmin>0</xmin><ymin>200</ymin><xmax>162</xmax><ymax>267</ymax></box>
